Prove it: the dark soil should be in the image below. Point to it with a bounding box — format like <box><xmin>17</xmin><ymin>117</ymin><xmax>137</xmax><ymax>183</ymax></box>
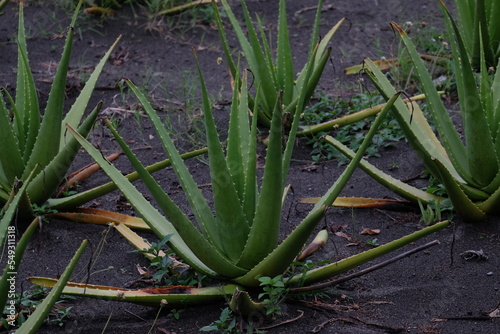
<box><xmin>1</xmin><ymin>1</ymin><xmax>499</xmax><ymax>333</ymax></box>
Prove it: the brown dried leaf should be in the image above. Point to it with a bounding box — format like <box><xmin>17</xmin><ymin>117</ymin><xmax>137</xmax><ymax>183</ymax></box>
<box><xmin>360</xmin><ymin>228</ymin><xmax>381</xmax><ymax>235</ymax></box>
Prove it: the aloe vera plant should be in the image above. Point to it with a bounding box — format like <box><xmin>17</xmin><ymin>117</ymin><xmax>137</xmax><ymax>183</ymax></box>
<box><xmin>337</xmin><ymin>0</ymin><xmax>500</xmax><ymax>221</ymax></box>
<box><xmin>453</xmin><ymin>0</ymin><xmax>500</xmax><ymax>70</ymax></box>
<box><xmin>0</xmin><ymin>1</ymin><xmax>120</xmax><ymax>211</ymax></box>
<box><xmin>45</xmin><ymin>42</ymin><xmax>452</xmax><ymax>312</ymax></box>
<box><xmin>215</xmin><ymin>0</ymin><xmax>344</xmax><ymax>126</ymax></box>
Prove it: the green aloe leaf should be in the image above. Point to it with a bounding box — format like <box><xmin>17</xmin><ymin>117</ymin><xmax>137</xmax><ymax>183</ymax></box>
<box><xmin>0</xmin><ymin>217</ymin><xmax>39</xmax><ymax>316</ymax></box>
<box><xmin>22</xmin><ymin>2</ymin><xmax>83</xmax><ymax>179</ymax></box>
<box><xmin>26</xmin><ymin>102</ymin><xmax>101</xmax><ymax>204</ymax></box>
<box><xmin>29</xmin><ymin>278</ymin><xmax>239</xmax><ymax>308</ymax></box>
<box><xmin>289</xmin><ymin>220</ymin><xmax>451</xmax><ymax>286</ymax></box>
<box><xmin>440</xmin><ymin>3</ymin><xmax>498</xmax><ymax>187</ymax></box>
<box><xmin>102</xmin><ymin>119</ymin><xmax>246</xmax><ymax>278</ymax></box>
<box><xmin>16</xmin><ymin>239</ymin><xmax>88</xmax><ymax>334</ymax></box>
<box><xmin>45</xmin><ymin>148</ymin><xmax>207</xmax><ymax>211</ymax></box>
<box><xmin>363</xmin><ymin>59</ymin><xmax>462</xmax><ymax>183</ymax></box>
<box><xmin>14</xmin><ymin>3</ymin><xmax>39</xmax><ymax>159</ymax></box>
<box><xmin>65</xmin><ymin>124</ymin><xmax>219</xmax><ymax>277</ymax></box>
<box><xmin>194</xmin><ymin>52</ymin><xmax>250</xmax><ymax>261</ymax></box>
<box><xmin>0</xmin><ymin>91</ymin><xmax>24</xmax><ymax>187</ymax></box>
<box><xmin>276</xmin><ymin>0</ymin><xmax>294</xmax><ymax>105</ymax></box>
<box><xmin>60</xmin><ymin>35</ymin><xmax>121</xmax><ymax>148</ymax></box>
<box><xmin>390</xmin><ymin>21</ymin><xmax>474</xmax><ymax>185</ymax></box>
<box><xmin>125</xmin><ymin>80</ymin><xmax>224</xmax><ymax>256</ymax></box>
<box><xmin>324</xmin><ymin>136</ymin><xmax>442</xmax><ymax>205</ymax></box>
<box><xmin>236</xmin><ymin>94</ymin><xmax>283</xmax><ymax>269</ymax></box>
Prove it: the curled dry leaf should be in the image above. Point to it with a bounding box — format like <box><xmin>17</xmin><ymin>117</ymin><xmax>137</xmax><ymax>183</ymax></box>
<box><xmin>360</xmin><ymin>228</ymin><xmax>381</xmax><ymax>235</ymax></box>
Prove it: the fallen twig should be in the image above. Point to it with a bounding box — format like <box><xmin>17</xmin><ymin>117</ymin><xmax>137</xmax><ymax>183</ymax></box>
<box><xmin>257</xmin><ymin>310</ymin><xmax>304</xmax><ymax>330</ymax></box>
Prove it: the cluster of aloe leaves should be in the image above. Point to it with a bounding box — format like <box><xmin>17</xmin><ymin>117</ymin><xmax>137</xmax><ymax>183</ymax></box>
<box><xmin>214</xmin><ymin>0</ymin><xmax>343</xmax><ymax>126</ymax></box>
<box><xmin>1</xmin><ymin>0</ymin><xmax>461</xmax><ymax>331</ymax></box>
<box><xmin>328</xmin><ymin>0</ymin><xmax>500</xmax><ymax>222</ymax></box>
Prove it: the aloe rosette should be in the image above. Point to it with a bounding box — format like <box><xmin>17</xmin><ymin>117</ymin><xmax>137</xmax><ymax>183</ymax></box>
<box><xmin>46</xmin><ymin>43</ymin><xmax>453</xmax><ymax>310</ymax></box>
<box><xmin>0</xmin><ymin>1</ymin><xmax>120</xmax><ymax>210</ymax></box>
<box><xmin>335</xmin><ymin>0</ymin><xmax>500</xmax><ymax>221</ymax></box>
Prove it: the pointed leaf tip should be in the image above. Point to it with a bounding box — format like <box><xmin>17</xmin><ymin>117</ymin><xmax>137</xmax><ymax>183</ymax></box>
<box><xmin>390</xmin><ymin>21</ymin><xmax>405</xmax><ymax>36</ymax></box>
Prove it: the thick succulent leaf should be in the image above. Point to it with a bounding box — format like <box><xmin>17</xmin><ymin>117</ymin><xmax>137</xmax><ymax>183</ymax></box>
<box><xmin>324</xmin><ymin>136</ymin><xmax>442</xmax><ymax>205</ymax></box>
<box><xmin>45</xmin><ymin>148</ymin><xmax>207</xmax><ymax>211</ymax></box>
<box><xmin>29</xmin><ymin>277</ymin><xmax>240</xmax><ymax>308</ymax></box>
<box><xmin>60</xmin><ymin>35</ymin><xmax>121</xmax><ymax>148</ymax></box>
<box><xmin>26</xmin><ymin>103</ymin><xmax>101</xmax><ymax>204</ymax></box>
<box><xmin>126</xmin><ymin>80</ymin><xmax>223</xmax><ymax>252</ymax></box>
<box><xmin>431</xmin><ymin>157</ymin><xmax>487</xmax><ymax>221</ymax></box>
<box><xmin>234</xmin><ymin>206</ymin><xmax>326</xmax><ymax>287</ymax></box>
<box><xmin>226</xmin><ymin>74</ymin><xmax>246</xmax><ymax>201</ymax></box>
<box><xmin>390</xmin><ymin>22</ymin><xmax>475</xmax><ymax>185</ymax></box>
<box><xmin>66</xmin><ymin>124</ymin><xmax>218</xmax><ymax>277</ymax></box>
<box><xmin>195</xmin><ymin>54</ymin><xmax>250</xmax><ymax>260</ymax></box>
<box><xmin>364</xmin><ymin>59</ymin><xmax>464</xmax><ymax>183</ymax></box>
<box><xmin>287</xmin><ymin>220</ymin><xmax>451</xmax><ymax>286</ymax></box>
<box><xmin>242</xmin><ymin>94</ymin><xmax>259</xmax><ymax>224</ymax></box>
<box><xmin>219</xmin><ymin>0</ymin><xmax>275</xmax><ymax>118</ymax></box>
<box><xmin>22</xmin><ymin>4</ymin><xmax>83</xmax><ymax>180</ymax></box>
<box><xmin>297</xmin><ymin>93</ymin><xmax>428</xmax><ymax>136</ymax></box>
<box><xmin>14</xmin><ymin>4</ymin><xmax>39</xmax><ymax>158</ymax></box>
<box><xmin>470</xmin><ymin>0</ymin><xmax>494</xmax><ymax>67</ymax></box>
<box><xmin>104</xmin><ymin>119</ymin><xmax>246</xmax><ymax>277</ymax></box>
<box><xmin>439</xmin><ymin>3</ymin><xmax>498</xmax><ymax>187</ymax></box>
<box><xmin>236</xmin><ymin>95</ymin><xmax>283</xmax><ymax>269</ymax></box>
<box><xmin>489</xmin><ymin>0</ymin><xmax>500</xmax><ymax>59</ymax></box>
<box><xmin>0</xmin><ymin>169</ymin><xmax>36</xmax><ymax>250</ymax></box>
<box><xmin>0</xmin><ymin>91</ymin><xmax>24</xmax><ymax>186</ymax></box>
<box><xmin>0</xmin><ymin>217</ymin><xmax>39</xmax><ymax>315</ymax></box>
<box><xmin>477</xmin><ymin>179</ymin><xmax>500</xmax><ymax>215</ymax></box>
<box><xmin>453</xmin><ymin>0</ymin><xmax>475</xmax><ymax>56</ymax></box>
<box><xmin>276</xmin><ymin>0</ymin><xmax>294</xmax><ymax>105</ymax></box>
<box><xmin>16</xmin><ymin>239</ymin><xmax>88</xmax><ymax>334</ymax></box>
<box><xmin>295</xmin><ymin>18</ymin><xmax>344</xmax><ymax>100</ymax></box>
<box><xmin>490</xmin><ymin>57</ymin><xmax>500</xmax><ymax>140</ymax></box>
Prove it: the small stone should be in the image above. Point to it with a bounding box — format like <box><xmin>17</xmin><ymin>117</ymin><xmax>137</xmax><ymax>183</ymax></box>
<box><xmin>486</xmin><ymin>271</ymin><xmax>493</xmax><ymax>276</ymax></box>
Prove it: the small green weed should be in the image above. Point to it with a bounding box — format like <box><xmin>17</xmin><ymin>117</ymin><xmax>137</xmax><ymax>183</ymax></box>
<box><xmin>302</xmin><ymin>91</ymin><xmax>404</xmax><ymax>164</ymax></box>
<box><xmin>257</xmin><ymin>275</ymin><xmax>288</xmax><ymax>317</ymax></box>
<box><xmin>199</xmin><ymin>307</ymin><xmax>238</xmax><ymax>333</ymax></box>
<box><xmin>135</xmin><ymin>234</ymin><xmax>209</xmax><ymax>287</ymax></box>
<box><xmin>1</xmin><ymin>286</ymin><xmax>75</xmax><ymax>329</ymax></box>
<box><xmin>366</xmin><ymin>238</ymin><xmax>380</xmax><ymax>247</ymax></box>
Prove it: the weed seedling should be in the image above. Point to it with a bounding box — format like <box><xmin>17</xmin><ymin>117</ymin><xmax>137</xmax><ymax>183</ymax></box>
<box><xmin>302</xmin><ymin>91</ymin><xmax>404</xmax><ymax>164</ymax></box>
<box><xmin>257</xmin><ymin>275</ymin><xmax>288</xmax><ymax>317</ymax></box>
<box><xmin>200</xmin><ymin>307</ymin><xmax>238</xmax><ymax>333</ymax></box>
